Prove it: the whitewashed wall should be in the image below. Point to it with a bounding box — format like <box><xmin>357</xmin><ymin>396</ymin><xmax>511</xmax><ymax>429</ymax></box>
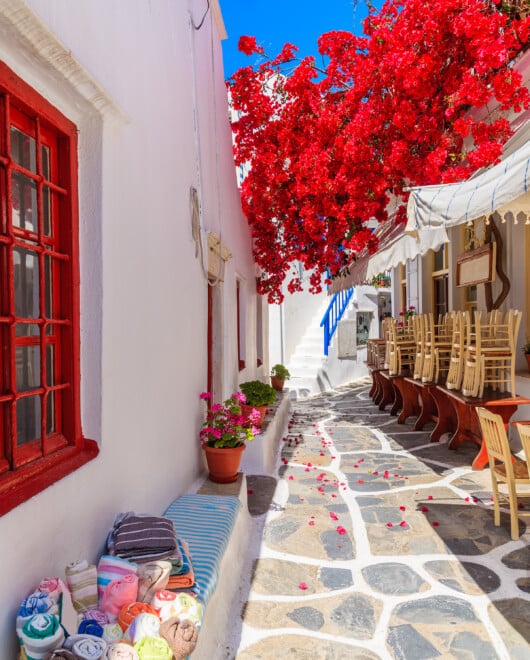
<box><xmin>0</xmin><ymin>0</ymin><xmax>262</xmax><ymax>652</ymax></box>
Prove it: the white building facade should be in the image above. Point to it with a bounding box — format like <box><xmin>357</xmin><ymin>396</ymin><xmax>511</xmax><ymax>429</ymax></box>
<box><xmin>0</xmin><ymin>0</ymin><xmax>267</xmax><ymax>651</ymax></box>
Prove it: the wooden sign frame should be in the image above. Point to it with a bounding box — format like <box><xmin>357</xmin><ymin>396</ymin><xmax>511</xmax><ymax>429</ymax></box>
<box><xmin>456</xmin><ymin>242</ymin><xmax>496</xmax><ymax>287</ymax></box>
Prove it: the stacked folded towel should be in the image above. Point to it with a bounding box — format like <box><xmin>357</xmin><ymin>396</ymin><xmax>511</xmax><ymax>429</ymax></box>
<box><xmin>166</xmin><ymin>540</ymin><xmax>194</xmax><ymax>591</ymax></box>
<box><xmin>107</xmin><ymin>514</ymin><xmax>181</xmax><ymax>566</ymax></box>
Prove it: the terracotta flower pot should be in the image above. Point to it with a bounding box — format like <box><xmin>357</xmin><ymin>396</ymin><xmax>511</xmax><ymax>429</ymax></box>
<box><xmin>240</xmin><ymin>403</ymin><xmax>267</xmax><ymax>427</ymax></box>
<box><xmin>202</xmin><ymin>444</ymin><xmax>245</xmax><ymax>484</ymax></box>
<box><xmin>270</xmin><ymin>376</ymin><xmax>285</xmax><ymax>391</ymax></box>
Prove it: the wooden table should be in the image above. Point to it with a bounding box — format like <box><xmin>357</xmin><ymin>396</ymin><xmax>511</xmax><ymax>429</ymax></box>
<box><xmin>435</xmin><ymin>387</ymin><xmax>530</xmax><ymax>470</ymax></box>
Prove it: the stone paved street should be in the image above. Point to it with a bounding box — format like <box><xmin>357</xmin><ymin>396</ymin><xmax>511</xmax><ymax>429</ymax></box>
<box><xmin>233</xmin><ymin>379</ymin><xmax>530</xmax><ymax>659</ymax></box>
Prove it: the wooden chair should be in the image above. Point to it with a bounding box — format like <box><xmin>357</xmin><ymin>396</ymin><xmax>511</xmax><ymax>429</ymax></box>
<box><xmin>477</xmin><ymin>407</ymin><xmax>530</xmax><ymax>540</ymax></box>
<box><xmin>412</xmin><ymin>314</ymin><xmax>427</xmax><ymax>380</ymax></box>
<box><xmin>388</xmin><ymin>317</ymin><xmax>416</xmax><ymax>376</ymax></box>
<box><xmin>422</xmin><ymin>312</ymin><xmax>454</xmax><ymax>383</ymax></box>
<box><xmin>462</xmin><ymin>310</ymin><xmax>521</xmax><ymax>398</ymax></box>
<box><xmin>445</xmin><ymin>311</ymin><xmax>468</xmax><ymax>391</ymax></box>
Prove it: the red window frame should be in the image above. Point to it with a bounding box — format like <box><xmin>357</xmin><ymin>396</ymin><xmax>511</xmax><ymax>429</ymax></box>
<box><xmin>236</xmin><ymin>280</ymin><xmax>245</xmax><ymax>371</ymax></box>
<box><xmin>0</xmin><ymin>63</ymin><xmax>98</xmax><ymax>516</ymax></box>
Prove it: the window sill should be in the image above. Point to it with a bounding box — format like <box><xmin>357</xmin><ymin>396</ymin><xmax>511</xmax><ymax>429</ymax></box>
<box><xmin>0</xmin><ymin>438</ymin><xmax>99</xmax><ymax>516</ymax></box>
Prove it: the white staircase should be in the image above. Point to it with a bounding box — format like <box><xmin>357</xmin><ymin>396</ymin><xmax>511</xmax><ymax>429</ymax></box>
<box><xmin>285</xmin><ymin>296</ymin><xmax>370</xmax><ymax>398</ymax></box>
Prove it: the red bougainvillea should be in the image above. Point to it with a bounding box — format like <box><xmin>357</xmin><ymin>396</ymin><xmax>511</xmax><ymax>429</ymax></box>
<box><xmin>228</xmin><ymin>0</ymin><xmax>530</xmax><ymax>302</ymax></box>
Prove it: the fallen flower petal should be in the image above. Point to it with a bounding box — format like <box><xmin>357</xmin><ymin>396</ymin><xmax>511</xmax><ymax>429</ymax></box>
<box><xmin>421</xmin><ymin>506</ymin><xmax>429</xmax><ymax>513</ymax></box>
<box><xmin>386</xmin><ymin>522</ymin><xmax>393</xmax><ymax>527</ymax></box>
<box><xmin>399</xmin><ymin>506</ymin><xmax>406</xmax><ymax>511</ymax></box>
<box><xmin>432</xmin><ymin>521</ymin><xmax>440</xmax><ymax>527</ymax></box>
<box><xmin>336</xmin><ymin>526</ymin><xmax>347</xmax><ymax>535</ymax></box>
<box><xmin>399</xmin><ymin>521</ymin><xmax>408</xmax><ymax>527</ymax></box>
<box><xmin>329</xmin><ymin>512</ymin><xmax>339</xmax><ymax>520</ymax></box>
<box><xmin>298</xmin><ymin>582</ymin><xmax>308</xmax><ymax>590</ymax></box>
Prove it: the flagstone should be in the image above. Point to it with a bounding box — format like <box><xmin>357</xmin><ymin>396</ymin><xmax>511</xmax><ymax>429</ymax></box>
<box><xmin>387</xmin><ymin>624</ymin><xmax>441</xmax><ymax>660</ymax></box>
<box><xmin>236</xmin><ymin>635</ymin><xmax>380</xmax><ymax>659</ymax></box>
<box><xmin>362</xmin><ymin>563</ymin><xmax>429</xmax><ymax>595</ymax></box>
<box><xmin>423</xmin><ymin>560</ymin><xmax>500</xmax><ymax>595</ymax></box>
<box><xmin>242</xmin><ymin>593</ymin><xmax>382</xmax><ymax>639</ymax></box>
<box><xmin>263</xmin><ymin>506</ymin><xmax>356</xmax><ymax>559</ymax></box>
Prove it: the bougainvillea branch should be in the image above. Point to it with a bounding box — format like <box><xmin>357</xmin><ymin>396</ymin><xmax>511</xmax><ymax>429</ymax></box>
<box><xmin>228</xmin><ymin>0</ymin><xmax>530</xmax><ymax>303</ymax></box>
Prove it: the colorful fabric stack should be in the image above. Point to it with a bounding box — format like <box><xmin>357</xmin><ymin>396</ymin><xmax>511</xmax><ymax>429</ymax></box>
<box><xmin>15</xmin><ymin>509</ymin><xmax>204</xmax><ymax>657</ymax></box>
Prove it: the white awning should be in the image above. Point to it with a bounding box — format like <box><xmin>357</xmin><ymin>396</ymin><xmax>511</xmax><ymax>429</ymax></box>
<box><xmin>365</xmin><ymin>225</ymin><xmax>449</xmax><ymax>279</ymax></box>
<box><xmin>328</xmin><ymin>221</ymin><xmax>448</xmax><ymax>293</ymax></box>
<box><xmin>406</xmin><ymin>138</ymin><xmax>530</xmax><ymax>232</ymax></box>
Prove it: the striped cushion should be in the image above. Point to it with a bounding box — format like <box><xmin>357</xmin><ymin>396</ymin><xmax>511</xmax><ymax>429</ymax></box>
<box><xmin>163</xmin><ymin>494</ymin><xmax>241</xmax><ymax>606</ymax></box>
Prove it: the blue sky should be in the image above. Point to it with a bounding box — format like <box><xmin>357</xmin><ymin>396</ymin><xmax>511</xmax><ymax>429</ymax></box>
<box><xmin>220</xmin><ymin>0</ymin><xmax>381</xmax><ymax>80</ymax></box>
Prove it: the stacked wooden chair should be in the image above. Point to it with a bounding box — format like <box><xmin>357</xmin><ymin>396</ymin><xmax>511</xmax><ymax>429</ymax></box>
<box><xmin>421</xmin><ymin>312</ymin><xmax>454</xmax><ymax>384</ymax></box>
<box><xmin>387</xmin><ymin>316</ymin><xmax>416</xmax><ymax>376</ymax></box>
<box><xmin>445</xmin><ymin>311</ymin><xmax>470</xmax><ymax>391</ymax></box>
<box><xmin>461</xmin><ymin>309</ymin><xmax>522</xmax><ymax>398</ymax></box>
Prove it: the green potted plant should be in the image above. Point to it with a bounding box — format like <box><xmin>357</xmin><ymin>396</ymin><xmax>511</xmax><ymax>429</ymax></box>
<box><xmin>522</xmin><ymin>340</ymin><xmax>530</xmax><ymax>373</ymax></box>
<box><xmin>199</xmin><ymin>391</ymin><xmax>260</xmax><ymax>483</ymax></box>
<box><xmin>270</xmin><ymin>363</ymin><xmax>291</xmax><ymax>391</ymax></box>
<box><xmin>239</xmin><ymin>380</ymin><xmax>277</xmax><ymax>427</ymax></box>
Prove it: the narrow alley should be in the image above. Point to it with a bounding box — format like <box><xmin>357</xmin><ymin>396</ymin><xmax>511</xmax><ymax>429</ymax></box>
<box><xmin>231</xmin><ymin>380</ymin><xmax>530</xmax><ymax>659</ymax></box>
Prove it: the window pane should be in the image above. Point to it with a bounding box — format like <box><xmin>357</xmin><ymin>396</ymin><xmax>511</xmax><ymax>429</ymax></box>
<box><xmin>46</xmin><ymin>344</ymin><xmax>55</xmax><ymax>387</ymax></box>
<box><xmin>10</xmin><ymin>127</ymin><xmax>36</xmax><ymax>172</ymax></box>
<box><xmin>16</xmin><ymin>345</ymin><xmax>41</xmax><ymax>391</ymax></box>
<box><xmin>43</xmin><ymin>187</ymin><xmax>52</xmax><ymax>236</ymax></box>
<box><xmin>14</xmin><ymin>248</ymin><xmax>39</xmax><ymax>318</ymax></box>
<box><xmin>44</xmin><ymin>255</ymin><xmax>53</xmax><ymax>318</ymax></box>
<box><xmin>433</xmin><ymin>245</ymin><xmax>445</xmax><ymax>272</ymax></box>
<box><xmin>16</xmin><ymin>396</ymin><xmax>41</xmax><ymax>446</ymax></box>
<box><xmin>41</xmin><ymin>145</ymin><xmax>50</xmax><ymax>180</ymax></box>
<box><xmin>46</xmin><ymin>391</ymin><xmax>55</xmax><ymax>434</ymax></box>
<box><xmin>11</xmin><ymin>173</ymin><xmax>38</xmax><ymax>233</ymax></box>
<box><xmin>15</xmin><ymin>323</ymin><xmax>39</xmax><ymax>337</ymax></box>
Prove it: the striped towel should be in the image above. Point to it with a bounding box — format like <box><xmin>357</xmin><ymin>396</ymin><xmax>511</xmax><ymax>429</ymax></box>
<box><xmin>113</xmin><ymin>516</ymin><xmax>180</xmax><ymax>563</ymax></box>
<box><xmin>65</xmin><ymin>560</ymin><xmax>98</xmax><ymax>614</ymax></box>
<box><xmin>163</xmin><ymin>494</ymin><xmax>240</xmax><ymax>605</ymax></box>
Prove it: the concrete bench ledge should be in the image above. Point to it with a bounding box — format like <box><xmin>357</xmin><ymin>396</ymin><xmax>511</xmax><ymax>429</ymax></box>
<box><xmin>163</xmin><ymin>475</ymin><xmax>251</xmax><ymax>658</ymax></box>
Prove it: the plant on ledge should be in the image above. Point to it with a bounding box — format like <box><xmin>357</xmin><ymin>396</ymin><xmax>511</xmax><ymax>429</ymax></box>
<box><xmin>199</xmin><ymin>392</ymin><xmax>260</xmax><ymax>448</ymax></box>
<box><xmin>270</xmin><ymin>364</ymin><xmax>291</xmax><ymax>391</ymax></box>
<box><xmin>271</xmin><ymin>364</ymin><xmax>290</xmax><ymax>380</ymax></box>
<box><xmin>522</xmin><ymin>340</ymin><xmax>530</xmax><ymax>355</ymax></box>
<box><xmin>239</xmin><ymin>380</ymin><xmax>278</xmax><ymax>407</ymax></box>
